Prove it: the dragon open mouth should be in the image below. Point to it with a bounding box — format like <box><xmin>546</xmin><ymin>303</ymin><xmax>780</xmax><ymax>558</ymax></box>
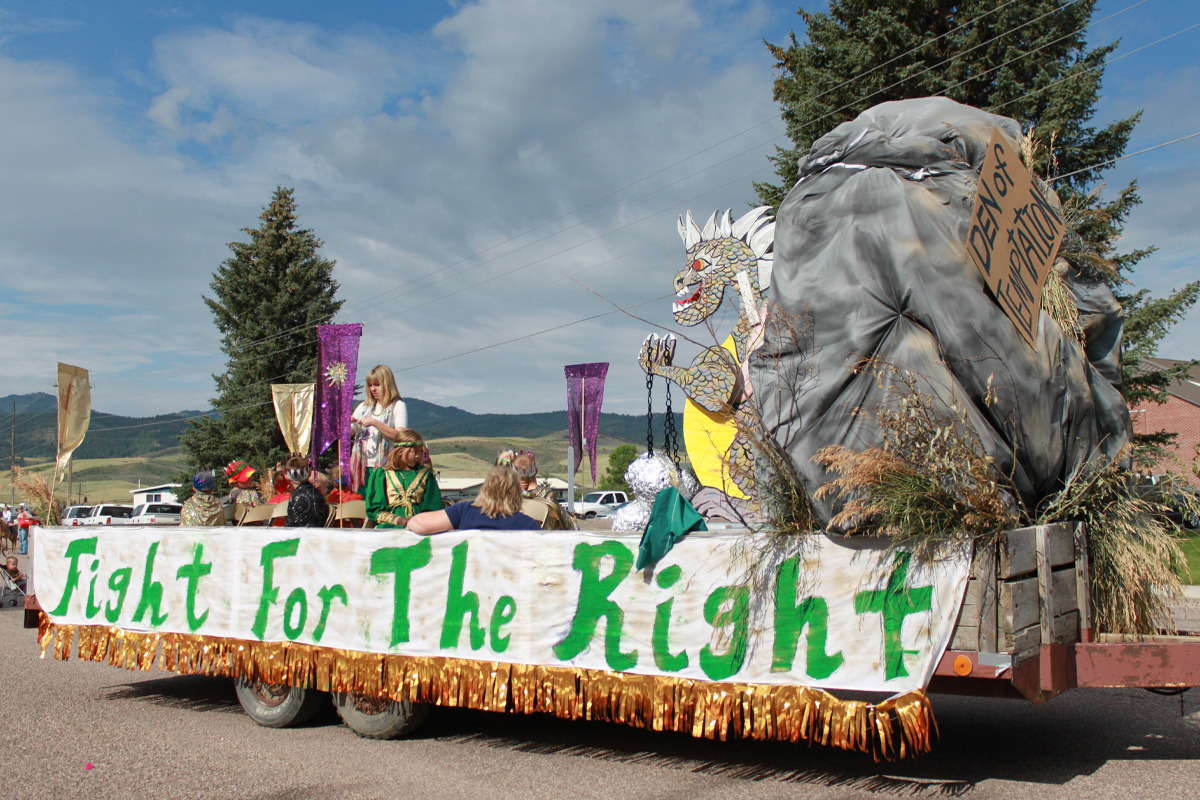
<box><xmin>673</xmin><ymin>283</ymin><xmax>701</xmax><ymax>313</ymax></box>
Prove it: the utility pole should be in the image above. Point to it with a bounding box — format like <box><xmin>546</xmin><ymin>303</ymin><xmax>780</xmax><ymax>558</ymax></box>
<box><xmin>10</xmin><ymin>399</ymin><xmax>15</xmax><ymax>506</ymax></box>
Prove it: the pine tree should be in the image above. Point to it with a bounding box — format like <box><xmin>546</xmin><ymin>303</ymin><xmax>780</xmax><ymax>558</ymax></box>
<box><xmin>179</xmin><ymin>187</ymin><xmax>342</xmax><ymax>492</ymax></box>
<box><xmin>757</xmin><ymin>0</ymin><xmax>1197</xmax><ymax>442</ymax></box>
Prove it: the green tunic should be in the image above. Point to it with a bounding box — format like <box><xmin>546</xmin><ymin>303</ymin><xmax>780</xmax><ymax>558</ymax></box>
<box><xmin>366</xmin><ymin>466</ymin><xmax>443</xmax><ymax>528</ymax></box>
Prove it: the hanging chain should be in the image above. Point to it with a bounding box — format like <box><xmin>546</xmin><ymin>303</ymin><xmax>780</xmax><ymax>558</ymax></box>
<box><xmin>645</xmin><ymin>371</ymin><xmax>656</xmax><ymax>455</ymax></box>
<box><xmin>664</xmin><ymin>382</ymin><xmax>680</xmax><ymax>469</ymax></box>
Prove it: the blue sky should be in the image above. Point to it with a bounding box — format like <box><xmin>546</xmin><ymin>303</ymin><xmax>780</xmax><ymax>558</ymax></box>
<box><xmin>0</xmin><ymin>0</ymin><xmax>1196</xmax><ymax>425</ymax></box>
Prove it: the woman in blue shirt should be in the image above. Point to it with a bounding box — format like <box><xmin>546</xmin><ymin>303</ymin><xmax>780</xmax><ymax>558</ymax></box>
<box><xmin>407</xmin><ymin>466</ymin><xmax>538</xmax><ymax>534</ymax></box>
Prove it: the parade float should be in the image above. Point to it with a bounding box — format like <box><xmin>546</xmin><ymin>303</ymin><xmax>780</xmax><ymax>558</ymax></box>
<box><xmin>28</xmin><ymin>98</ymin><xmax>1200</xmax><ymax>759</ymax></box>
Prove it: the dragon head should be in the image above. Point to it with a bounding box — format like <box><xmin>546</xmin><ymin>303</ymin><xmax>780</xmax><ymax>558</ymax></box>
<box><xmin>672</xmin><ymin>207</ymin><xmax>775</xmax><ymax>327</ymax></box>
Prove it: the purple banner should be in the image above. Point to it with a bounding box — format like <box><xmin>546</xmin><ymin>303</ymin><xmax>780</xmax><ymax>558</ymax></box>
<box><xmin>315</xmin><ymin>323</ymin><xmax>363</xmax><ymax>476</ymax></box>
<box><xmin>565</xmin><ymin>362</ymin><xmax>609</xmax><ymax>485</ymax></box>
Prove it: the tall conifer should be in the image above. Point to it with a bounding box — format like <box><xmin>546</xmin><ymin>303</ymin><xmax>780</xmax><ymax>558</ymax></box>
<box><xmin>180</xmin><ymin>187</ymin><xmax>342</xmax><ymax>489</ymax></box>
<box><xmin>757</xmin><ymin>0</ymin><xmax>1197</xmax><ymax>441</ymax></box>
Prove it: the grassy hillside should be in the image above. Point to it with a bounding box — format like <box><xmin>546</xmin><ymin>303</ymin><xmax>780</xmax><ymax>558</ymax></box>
<box><xmin>1</xmin><ymin>449</ymin><xmax>190</xmax><ymax>506</ymax></box>
<box><xmin>1</xmin><ymin>393</ymin><xmax>678</xmax><ymax>464</ymax></box>
<box><xmin>427</xmin><ymin>431</ymin><xmax>628</xmax><ymax>489</ymax></box>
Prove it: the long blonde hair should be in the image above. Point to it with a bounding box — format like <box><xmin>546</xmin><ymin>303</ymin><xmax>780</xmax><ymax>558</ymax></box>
<box><xmin>364</xmin><ymin>364</ymin><xmax>401</xmax><ymax>409</ymax></box>
<box><xmin>385</xmin><ymin>428</ymin><xmax>427</xmax><ymax>471</ymax></box>
<box><xmin>473</xmin><ymin>466</ymin><xmax>523</xmax><ymax>518</ymax></box>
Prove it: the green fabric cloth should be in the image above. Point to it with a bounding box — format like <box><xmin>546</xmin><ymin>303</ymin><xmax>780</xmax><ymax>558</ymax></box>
<box><xmin>365</xmin><ymin>466</ymin><xmax>443</xmax><ymax>528</ymax></box>
<box><xmin>636</xmin><ymin>487</ymin><xmax>707</xmax><ymax>570</ymax></box>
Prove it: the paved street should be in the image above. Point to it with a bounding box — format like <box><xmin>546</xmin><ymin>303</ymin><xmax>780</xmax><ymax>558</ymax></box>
<box><xmin>2</xmin><ymin>605</ymin><xmax>1198</xmax><ymax>800</ymax></box>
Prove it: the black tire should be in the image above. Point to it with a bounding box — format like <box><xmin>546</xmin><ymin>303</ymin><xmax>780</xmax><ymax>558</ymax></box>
<box><xmin>333</xmin><ymin>691</ymin><xmax>430</xmax><ymax>739</ymax></box>
<box><xmin>235</xmin><ymin>678</ymin><xmax>327</xmax><ymax>728</ymax></box>
<box><xmin>583</xmin><ymin>512</ymin><xmax>596</xmax><ymax>520</ymax></box>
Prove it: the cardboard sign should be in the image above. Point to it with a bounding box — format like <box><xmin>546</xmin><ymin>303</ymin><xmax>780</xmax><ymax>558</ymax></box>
<box><xmin>967</xmin><ymin>129</ymin><xmax>1065</xmax><ymax>348</ymax></box>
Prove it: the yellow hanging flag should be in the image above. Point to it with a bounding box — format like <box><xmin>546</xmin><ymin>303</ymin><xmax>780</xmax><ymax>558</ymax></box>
<box><xmin>271</xmin><ymin>383</ymin><xmax>315</xmax><ymax>457</ymax></box>
<box><xmin>55</xmin><ymin>363</ymin><xmax>91</xmax><ymax>483</ymax></box>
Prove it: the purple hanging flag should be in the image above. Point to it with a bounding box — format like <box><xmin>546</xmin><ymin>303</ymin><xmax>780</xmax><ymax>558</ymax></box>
<box><xmin>564</xmin><ymin>362</ymin><xmax>609</xmax><ymax>485</ymax></box>
<box><xmin>315</xmin><ymin>323</ymin><xmax>363</xmax><ymax>477</ymax></box>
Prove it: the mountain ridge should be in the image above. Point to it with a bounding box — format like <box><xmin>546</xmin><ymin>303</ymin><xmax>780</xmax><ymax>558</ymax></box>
<box><xmin>1</xmin><ymin>393</ymin><xmax>681</xmax><ymax>460</ymax></box>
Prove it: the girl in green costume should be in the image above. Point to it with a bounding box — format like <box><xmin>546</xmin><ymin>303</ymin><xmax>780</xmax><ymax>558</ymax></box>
<box><xmin>365</xmin><ymin>428</ymin><xmax>443</xmax><ymax>528</ymax></box>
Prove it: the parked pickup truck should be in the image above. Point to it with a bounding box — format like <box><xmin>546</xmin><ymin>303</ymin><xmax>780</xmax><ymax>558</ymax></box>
<box><xmin>571</xmin><ymin>491</ymin><xmax>630</xmax><ymax>519</ymax></box>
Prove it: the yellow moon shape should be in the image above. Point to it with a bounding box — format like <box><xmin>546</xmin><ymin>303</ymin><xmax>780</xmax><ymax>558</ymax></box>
<box><xmin>682</xmin><ymin>335</ymin><xmax>747</xmax><ymax>499</ymax></box>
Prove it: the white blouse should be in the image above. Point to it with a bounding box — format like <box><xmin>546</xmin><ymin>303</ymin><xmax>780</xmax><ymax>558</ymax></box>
<box><xmin>351</xmin><ymin>398</ymin><xmax>409</xmax><ymax>469</ymax></box>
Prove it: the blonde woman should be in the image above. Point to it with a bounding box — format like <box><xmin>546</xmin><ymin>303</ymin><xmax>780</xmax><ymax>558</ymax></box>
<box><xmin>407</xmin><ymin>466</ymin><xmax>538</xmax><ymax>534</ymax></box>
<box><xmin>350</xmin><ymin>365</ymin><xmax>409</xmax><ymax>488</ymax></box>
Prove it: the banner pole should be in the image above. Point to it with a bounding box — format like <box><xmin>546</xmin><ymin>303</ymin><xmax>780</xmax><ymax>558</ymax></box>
<box><xmin>337</xmin><ymin>439</ymin><xmax>344</xmax><ymax>524</ymax></box>
<box><xmin>567</xmin><ymin>445</ymin><xmax>576</xmax><ymax>515</ymax></box>
<box><xmin>580</xmin><ymin>382</ymin><xmax>587</xmax><ymax>488</ymax></box>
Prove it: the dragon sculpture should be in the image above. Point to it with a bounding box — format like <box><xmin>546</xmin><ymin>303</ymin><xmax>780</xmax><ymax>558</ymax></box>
<box><xmin>638</xmin><ymin>206</ymin><xmax>775</xmax><ymax>511</ymax></box>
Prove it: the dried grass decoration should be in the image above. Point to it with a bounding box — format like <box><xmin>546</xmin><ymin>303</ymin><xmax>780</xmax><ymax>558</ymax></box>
<box><xmin>12</xmin><ymin>466</ymin><xmax>62</xmax><ymax>525</ymax></box>
<box><xmin>813</xmin><ymin>361</ymin><xmax>1019</xmax><ymax>562</ymax></box>
<box><xmin>1039</xmin><ymin>449</ymin><xmax>1188</xmax><ymax>636</ymax></box>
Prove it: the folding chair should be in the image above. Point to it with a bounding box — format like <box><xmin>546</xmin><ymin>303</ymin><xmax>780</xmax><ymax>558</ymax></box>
<box><xmin>238</xmin><ymin>503</ymin><xmax>277</xmax><ymax>527</ymax></box>
<box><xmin>328</xmin><ymin>499</ymin><xmax>367</xmax><ymax>528</ymax></box>
<box><xmin>269</xmin><ymin>500</ymin><xmax>290</xmax><ymax>525</ymax></box>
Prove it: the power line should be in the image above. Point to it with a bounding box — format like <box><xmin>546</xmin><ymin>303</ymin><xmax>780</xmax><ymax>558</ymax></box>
<box><xmin>113</xmin><ymin>0</ymin><xmax>1050</xmax><ymax>382</ymax></box>
<box><xmin>66</xmin><ymin>3</ymin><xmax>1192</xmax><ymax>424</ymax></box>
<box><xmin>1051</xmin><ymin>131</ymin><xmax>1200</xmax><ymax>183</ymax></box>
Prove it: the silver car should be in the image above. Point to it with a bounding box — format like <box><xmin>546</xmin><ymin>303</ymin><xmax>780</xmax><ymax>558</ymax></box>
<box><xmin>128</xmin><ymin>503</ymin><xmax>183</xmax><ymax>525</ymax></box>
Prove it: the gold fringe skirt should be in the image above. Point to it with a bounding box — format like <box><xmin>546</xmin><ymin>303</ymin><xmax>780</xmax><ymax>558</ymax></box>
<box><xmin>40</xmin><ymin>615</ymin><xmax>936</xmax><ymax>760</ymax></box>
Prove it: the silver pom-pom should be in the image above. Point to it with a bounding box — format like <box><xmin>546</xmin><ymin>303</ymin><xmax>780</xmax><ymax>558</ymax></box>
<box><xmin>611</xmin><ymin>452</ymin><xmax>699</xmax><ymax>532</ymax></box>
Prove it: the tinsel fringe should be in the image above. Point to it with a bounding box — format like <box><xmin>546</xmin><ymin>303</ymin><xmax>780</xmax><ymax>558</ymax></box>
<box><xmin>39</xmin><ymin>615</ymin><xmax>936</xmax><ymax>760</ymax></box>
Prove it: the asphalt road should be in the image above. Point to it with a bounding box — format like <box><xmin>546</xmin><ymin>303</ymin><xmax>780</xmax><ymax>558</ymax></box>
<box><xmin>2</xmin><ymin>610</ymin><xmax>1198</xmax><ymax>800</ymax></box>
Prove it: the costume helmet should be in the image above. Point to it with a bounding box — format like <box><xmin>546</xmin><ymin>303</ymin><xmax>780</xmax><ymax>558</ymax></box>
<box><xmin>224</xmin><ymin>460</ymin><xmax>257</xmax><ymax>484</ymax></box>
<box><xmin>193</xmin><ymin>471</ymin><xmax>216</xmax><ymax>493</ymax></box>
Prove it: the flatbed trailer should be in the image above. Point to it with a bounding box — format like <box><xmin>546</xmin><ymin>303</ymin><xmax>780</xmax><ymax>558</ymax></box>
<box><xmin>929</xmin><ymin>523</ymin><xmax>1200</xmax><ymax>701</ymax></box>
<box><xmin>23</xmin><ymin>522</ymin><xmax>1200</xmax><ymax>757</ymax></box>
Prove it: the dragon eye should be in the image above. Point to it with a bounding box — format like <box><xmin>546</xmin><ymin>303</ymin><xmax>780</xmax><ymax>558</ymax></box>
<box><xmin>691</xmin><ymin>259</ymin><xmax>706</xmax><ymax>271</ymax></box>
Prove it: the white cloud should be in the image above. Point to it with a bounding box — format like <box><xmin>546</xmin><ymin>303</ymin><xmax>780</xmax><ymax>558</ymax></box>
<box><xmin>0</xmin><ymin>1</ymin><xmax>786</xmax><ymax>418</ymax></box>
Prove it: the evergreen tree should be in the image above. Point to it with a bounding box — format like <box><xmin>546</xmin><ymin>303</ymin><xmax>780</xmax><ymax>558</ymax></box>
<box><xmin>598</xmin><ymin>443</ymin><xmax>638</xmax><ymax>493</ymax></box>
<box><xmin>758</xmin><ymin>0</ymin><xmax>1197</xmax><ymax>443</ymax></box>
<box><xmin>180</xmin><ymin>187</ymin><xmax>342</xmax><ymax>493</ymax></box>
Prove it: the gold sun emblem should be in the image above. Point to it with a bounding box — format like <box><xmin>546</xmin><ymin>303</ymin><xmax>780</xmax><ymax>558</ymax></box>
<box><xmin>324</xmin><ymin>362</ymin><xmax>349</xmax><ymax>388</ymax></box>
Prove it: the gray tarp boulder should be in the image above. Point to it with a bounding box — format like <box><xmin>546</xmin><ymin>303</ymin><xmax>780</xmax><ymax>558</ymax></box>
<box><xmin>749</xmin><ymin>97</ymin><xmax>1129</xmax><ymax>529</ymax></box>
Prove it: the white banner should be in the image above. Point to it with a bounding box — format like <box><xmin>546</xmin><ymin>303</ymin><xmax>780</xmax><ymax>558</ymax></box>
<box><xmin>33</xmin><ymin>526</ymin><xmax>971</xmax><ymax>694</ymax></box>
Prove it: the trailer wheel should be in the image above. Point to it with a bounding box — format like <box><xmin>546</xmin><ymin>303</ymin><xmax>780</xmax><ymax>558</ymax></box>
<box><xmin>235</xmin><ymin>678</ymin><xmax>326</xmax><ymax>728</ymax></box>
<box><xmin>333</xmin><ymin>691</ymin><xmax>430</xmax><ymax>739</ymax></box>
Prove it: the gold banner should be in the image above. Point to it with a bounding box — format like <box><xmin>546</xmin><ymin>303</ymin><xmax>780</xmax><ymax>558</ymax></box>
<box><xmin>39</xmin><ymin>617</ymin><xmax>936</xmax><ymax>760</ymax></box>
<box><xmin>55</xmin><ymin>363</ymin><xmax>91</xmax><ymax>483</ymax></box>
<box><xmin>271</xmin><ymin>383</ymin><xmax>315</xmax><ymax>457</ymax></box>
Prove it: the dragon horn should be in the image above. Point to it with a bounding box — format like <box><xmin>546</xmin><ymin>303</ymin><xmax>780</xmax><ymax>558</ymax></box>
<box><xmin>731</xmin><ymin>206</ymin><xmax>771</xmax><ymax>240</ymax></box>
<box><xmin>683</xmin><ymin>211</ymin><xmax>702</xmax><ymax>251</ymax></box>
<box><xmin>719</xmin><ymin>209</ymin><xmax>733</xmax><ymax>237</ymax></box>
<box><xmin>701</xmin><ymin>211</ymin><xmax>719</xmax><ymax>241</ymax></box>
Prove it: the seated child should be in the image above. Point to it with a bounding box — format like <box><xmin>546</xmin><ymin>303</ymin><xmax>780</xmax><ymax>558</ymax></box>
<box><xmin>327</xmin><ymin>467</ymin><xmax>365</xmax><ymax>528</ymax></box>
<box><xmin>268</xmin><ymin>466</ymin><xmax>293</xmax><ymax>527</ymax></box>
<box><xmin>283</xmin><ymin>457</ymin><xmax>329</xmax><ymax>528</ymax></box>
<box><xmin>365</xmin><ymin>429</ymin><xmax>443</xmax><ymax>528</ymax></box>
<box><xmin>224</xmin><ymin>460</ymin><xmax>265</xmax><ymax>508</ymax></box>
<box><xmin>180</xmin><ymin>471</ymin><xmax>227</xmax><ymax>527</ymax></box>
<box><xmin>4</xmin><ymin>556</ymin><xmax>26</xmax><ymax>593</ymax></box>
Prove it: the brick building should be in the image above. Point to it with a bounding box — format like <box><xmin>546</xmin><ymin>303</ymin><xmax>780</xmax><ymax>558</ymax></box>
<box><xmin>1129</xmin><ymin>357</ymin><xmax>1200</xmax><ymax>485</ymax></box>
